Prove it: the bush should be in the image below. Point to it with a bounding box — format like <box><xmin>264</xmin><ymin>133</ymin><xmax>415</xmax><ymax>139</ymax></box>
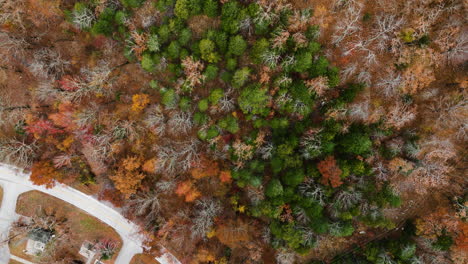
<box><xmin>251</xmin><ymin>38</ymin><xmax>269</xmax><ymax>63</ymax></box>
<box><xmin>161</xmin><ymin>88</ymin><xmax>178</xmax><ymax>108</ymax></box>
<box><xmin>158</xmin><ymin>25</ymin><xmax>171</xmax><ymax>44</ymax></box>
<box><xmin>167</xmin><ymin>41</ymin><xmax>181</xmax><ymax>59</ymax></box>
<box><xmin>199</xmin><ymin>39</ymin><xmax>220</xmax><ymax>63</ymax></box>
<box><xmin>147</xmin><ymin>34</ymin><xmax>161</xmax><ymax>52</ymax></box>
<box><xmin>232</xmin><ymin>67</ymin><xmax>250</xmax><ymax>88</ymax></box>
<box><xmin>293</xmin><ymin>51</ymin><xmax>313</xmax><ymax>73</ymax></box>
<box><xmin>208</xmin><ymin>88</ymin><xmax>223</xmax><ymax>104</ymax></box>
<box><xmin>174</xmin><ymin>0</ymin><xmax>190</xmax><ymax>19</ymax></box>
<box><xmin>265</xmin><ymin>179</ymin><xmax>283</xmax><ymax>198</ymax></box>
<box><xmin>179</xmin><ymin>96</ymin><xmax>191</xmax><ymax>111</ymax></box>
<box><xmin>141</xmin><ymin>53</ymin><xmax>155</xmax><ymax>72</ymax></box>
<box><xmin>203</xmin><ymin>0</ymin><xmax>219</xmax><ymax>17</ymax></box>
<box><xmin>198</xmin><ymin>99</ymin><xmax>209</xmax><ymax>112</ymax></box>
<box><xmin>238</xmin><ymin>84</ymin><xmax>269</xmax><ymax>116</ymax></box>
<box><xmin>338</xmin><ymin>129</ymin><xmax>372</xmax><ymax>156</ymax></box>
<box><xmin>204</xmin><ymin>64</ymin><xmax>219</xmax><ymax>81</ymax></box>
<box><xmin>226</xmin><ymin>58</ymin><xmax>237</xmax><ymax>71</ymax></box>
<box><xmin>120</xmin><ymin>0</ymin><xmax>145</xmax><ymax>8</ymax></box>
<box><xmin>178</xmin><ymin>28</ymin><xmax>192</xmax><ymax>46</ymax></box>
<box><xmin>281</xmin><ymin>169</ymin><xmax>305</xmax><ymax>187</ymax></box>
<box><xmin>220</xmin><ymin>1</ymin><xmax>242</xmax><ymax>34</ymax></box>
<box><xmin>194</xmin><ymin>111</ymin><xmax>209</xmax><ymax>125</ymax></box>
<box><xmin>228</xmin><ymin>35</ymin><xmax>247</xmax><ymax>56</ymax></box>
<box><xmin>218</xmin><ymin>116</ymin><xmax>239</xmax><ymax>134</ymax></box>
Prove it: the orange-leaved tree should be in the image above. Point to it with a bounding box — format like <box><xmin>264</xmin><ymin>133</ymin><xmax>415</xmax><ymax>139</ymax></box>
<box><xmin>131</xmin><ymin>94</ymin><xmax>150</xmax><ymax>113</ymax></box>
<box><xmin>175</xmin><ymin>180</ymin><xmax>201</xmax><ymax>202</ymax></box>
<box><xmin>110</xmin><ymin>156</ymin><xmax>146</xmax><ymax>198</ymax></box>
<box><xmin>317</xmin><ymin>156</ymin><xmax>343</xmax><ymax>188</ymax></box>
<box><xmin>30</xmin><ymin>161</ymin><xmax>62</xmax><ymax>188</ymax></box>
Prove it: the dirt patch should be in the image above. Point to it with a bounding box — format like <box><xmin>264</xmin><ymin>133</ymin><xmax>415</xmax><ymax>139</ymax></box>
<box><xmin>131</xmin><ymin>253</ymin><xmax>160</xmax><ymax>264</ymax></box>
<box><xmin>187</xmin><ymin>15</ymin><xmax>220</xmax><ymax>38</ymax></box>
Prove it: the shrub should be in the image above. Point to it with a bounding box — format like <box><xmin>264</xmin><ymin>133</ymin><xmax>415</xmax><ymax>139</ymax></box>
<box><xmin>293</xmin><ymin>51</ymin><xmax>313</xmax><ymax>73</ymax></box>
<box><xmin>232</xmin><ymin>67</ymin><xmax>250</xmax><ymax>88</ymax></box>
<box><xmin>338</xmin><ymin>129</ymin><xmax>372</xmax><ymax>156</ymax></box>
<box><xmin>141</xmin><ymin>53</ymin><xmax>155</xmax><ymax>72</ymax></box>
<box><xmin>91</xmin><ymin>8</ymin><xmax>115</xmax><ymax>36</ymax></box>
<box><xmin>208</xmin><ymin>88</ymin><xmax>223</xmax><ymax>104</ymax></box>
<box><xmin>203</xmin><ymin>0</ymin><xmax>219</xmax><ymax>17</ymax></box>
<box><xmin>218</xmin><ymin>116</ymin><xmax>239</xmax><ymax>134</ymax></box>
<box><xmin>281</xmin><ymin>169</ymin><xmax>305</xmax><ymax>187</ymax></box>
<box><xmin>199</xmin><ymin>39</ymin><xmax>220</xmax><ymax>63</ymax></box>
<box><xmin>238</xmin><ymin>84</ymin><xmax>269</xmax><ymax>116</ymax></box>
<box><xmin>226</xmin><ymin>58</ymin><xmax>237</xmax><ymax>71</ymax></box>
<box><xmin>175</xmin><ymin>0</ymin><xmax>190</xmax><ymax>19</ymax></box>
<box><xmin>198</xmin><ymin>99</ymin><xmax>209</xmax><ymax>112</ymax></box>
<box><xmin>265</xmin><ymin>179</ymin><xmax>283</xmax><ymax>198</ymax></box>
<box><xmin>161</xmin><ymin>88</ymin><xmax>178</xmax><ymax>108</ymax></box>
<box><xmin>158</xmin><ymin>25</ymin><xmax>171</xmax><ymax>44</ymax></box>
<box><xmin>120</xmin><ymin>0</ymin><xmax>145</xmax><ymax>8</ymax></box>
<box><xmin>251</xmin><ymin>38</ymin><xmax>269</xmax><ymax>63</ymax></box>
<box><xmin>193</xmin><ymin>111</ymin><xmax>209</xmax><ymax>125</ymax></box>
<box><xmin>179</xmin><ymin>96</ymin><xmax>192</xmax><ymax>111</ymax></box>
<box><xmin>204</xmin><ymin>64</ymin><xmax>219</xmax><ymax>81</ymax></box>
<box><xmin>178</xmin><ymin>28</ymin><xmax>192</xmax><ymax>46</ymax></box>
<box><xmin>228</xmin><ymin>35</ymin><xmax>247</xmax><ymax>56</ymax></box>
<box><xmin>147</xmin><ymin>34</ymin><xmax>161</xmax><ymax>52</ymax></box>
<box><xmin>220</xmin><ymin>1</ymin><xmax>242</xmax><ymax>34</ymax></box>
<box><xmin>167</xmin><ymin>41</ymin><xmax>181</xmax><ymax>59</ymax></box>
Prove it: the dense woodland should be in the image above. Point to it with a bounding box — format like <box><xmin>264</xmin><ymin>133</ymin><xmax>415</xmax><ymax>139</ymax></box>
<box><xmin>0</xmin><ymin>0</ymin><xmax>466</xmax><ymax>263</ymax></box>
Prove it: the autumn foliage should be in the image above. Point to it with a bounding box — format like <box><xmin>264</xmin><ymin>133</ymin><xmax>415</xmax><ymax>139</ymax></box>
<box><xmin>109</xmin><ymin>156</ymin><xmax>146</xmax><ymax>198</ymax></box>
<box><xmin>131</xmin><ymin>93</ymin><xmax>150</xmax><ymax>113</ymax></box>
<box><xmin>317</xmin><ymin>156</ymin><xmax>343</xmax><ymax>188</ymax></box>
<box><xmin>30</xmin><ymin>161</ymin><xmax>62</xmax><ymax>188</ymax></box>
<box><xmin>190</xmin><ymin>156</ymin><xmax>220</xmax><ymax>179</ymax></box>
<box><xmin>175</xmin><ymin>180</ymin><xmax>201</xmax><ymax>202</ymax></box>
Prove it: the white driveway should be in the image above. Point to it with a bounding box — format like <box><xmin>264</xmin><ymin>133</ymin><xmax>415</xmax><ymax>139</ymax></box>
<box><xmin>0</xmin><ymin>164</ymin><xmax>180</xmax><ymax>264</ymax></box>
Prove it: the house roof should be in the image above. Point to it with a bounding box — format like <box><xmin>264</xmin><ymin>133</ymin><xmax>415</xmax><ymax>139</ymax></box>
<box><xmin>27</xmin><ymin>228</ymin><xmax>53</xmax><ymax>244</ymax></box>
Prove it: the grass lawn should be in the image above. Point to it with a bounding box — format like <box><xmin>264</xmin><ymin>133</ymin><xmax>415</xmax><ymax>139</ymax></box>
<box><xmin>131</xmin><ymin>254</ymin><xmax>161</xmax><ymax>264</ymax></box>
<box><xmin>11</xmin><ymin>190</ymin><xmax>122</xmax><ymax>263</ymax></box>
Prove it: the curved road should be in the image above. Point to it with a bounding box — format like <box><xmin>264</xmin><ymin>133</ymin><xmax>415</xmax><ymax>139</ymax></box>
<box><xmin>0</xmin><ymin>163</ymin><xmax>180</xmax><ymax>264</ymax></box>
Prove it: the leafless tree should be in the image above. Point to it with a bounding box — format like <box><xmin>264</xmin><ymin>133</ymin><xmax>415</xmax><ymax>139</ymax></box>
<box><xmin>276</xmin><ymin>249</ymin><xmax>296</xmax><ymax>264</ymax></box>
<box><xmin>0</xmin><ymin>0</ymin><xmax>26</xmax><ymax>30</ymax></box>
<box><xmin>144</xmin><ymin>105</ymin><xmax>166</xmax><ymax>136</ymax></box>
<box><xmin>298</xmin><ymin>178</ymin><xmax>325</xmax><ymax>206</ymax></box>
<box><xmin>62</xmin><ymin>63</ymin><xmax>112</xmax><ymax>102</ymax></box>
<box><xmin>0</xmin><ymin>32</ymin><xmax>28</xmax><ymax>62</ymax></box>
<box><xmin>0</xmin><ymin>138</ymin><xmax>36</xmax><ymax>167</ymax></box>
<box><xmin>167</xmin><ymin>111</ymin><xmax>193</xmax><ymax>136</ymax></box>
<box><xmin>334</xmin><ymin>189</ymin><xmax>363</xmax><ymax>211</ymax></box>
<box><xmin>28</xmin><ymin>48</ymin><xmax>69</xmax><ymax>80</ymax></box>
<box><xmin>191</xmin><ymin>198</ymin><xmax>221</xmax><ymax>239</ymax></box>
<box><xmin>331</xmin><ymin>1</ymin><xmax>363</xmax><ymax>46</ymax></box>
<box><xmin>112</xmin><ymin>120</ymin><xmax>140</xmax><ymax>142</ymax></box>
<box><xmin>376</xmin><ymin>72</ymin><xmax>402</xmax><ymax>97</ymax></box>
<box><xmin>71</xmin><ymin>5</ymin><xmax>95</xmax><ymax>29</ymax></box>
<box><xmin>33</xmin><ymin>82</ymin><xmax>58</xmax><ymax>103</ymax></box>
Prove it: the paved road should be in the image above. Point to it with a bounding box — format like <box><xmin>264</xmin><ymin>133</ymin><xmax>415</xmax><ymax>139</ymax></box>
<box><xmin>0</xmin><ymin>164</ymin><xmax>180</xmax><ymax>264</ymax></box>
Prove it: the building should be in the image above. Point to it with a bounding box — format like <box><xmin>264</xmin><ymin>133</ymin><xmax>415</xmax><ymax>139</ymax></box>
<box><xmin>79</xmin><ymin>241</ymin><xmax>99</xmax><ymax>264</ymax></box>
<box><xmin>25</xmin><ymin>228</ymin><xmax>53</xmax><ymax>255</ymax></box>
